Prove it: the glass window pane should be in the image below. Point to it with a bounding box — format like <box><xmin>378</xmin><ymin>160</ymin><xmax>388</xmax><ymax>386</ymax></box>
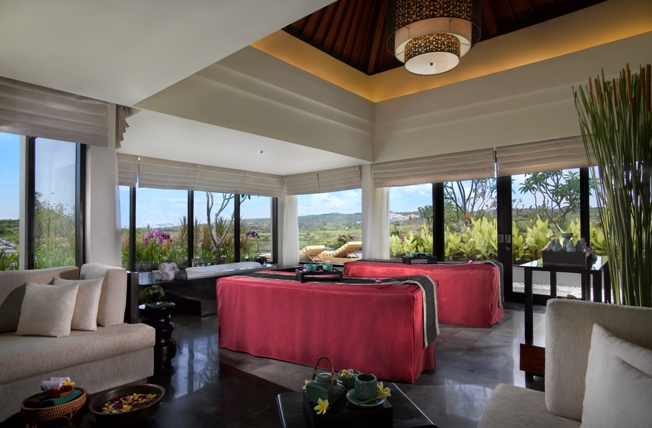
<box><xmin>119</xmin><ymin>185</ymin><xmax>131</xmax><ymax>268</ymax></box>
<box><xmin>34</xmin><ymin>138</ymin><xmax>76</xmax><ymax>269</ymax></box>
<box><xmin>240</xmin><ymin>195</ymin><xmax>271</xmax><ymax>262</ymax></box>
<box><xmin>443</xmin><ymin>179</ymin><xmax>496</xmax><ymax>260</ymax></box>
<box><xmin>298</xmin><ymin>190</ymin><xmax>362</xmax><ymax>252</ymax></box>
<box><xmin>388</xmin><ymin>184</ymin><xmax>432</xmax><ymax>257</ymax></box>
<box><xmin>512</xmin><ymin>168</ymin><xmax>582</xmax><ymax>297</ymax></box>
<box><xmin>135</xmin><ymin>188</ymin><xmax>188</xmax><ymax>268</ymax></box>
<box><xmin>193</xmin><ymin>191</ymin><xmax>234</xmax><ymax>265</ymax></box>
<box><xmin>0</xmin><ymin>132</ymin><xmax>20</xmax><ymax>270</ymax></box>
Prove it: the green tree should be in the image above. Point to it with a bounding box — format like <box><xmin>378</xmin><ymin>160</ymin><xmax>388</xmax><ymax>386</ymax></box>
<box><xmin>518</xmin><ymin>171</ymin><xmax>580</xmax><ymax>233</ymax></box>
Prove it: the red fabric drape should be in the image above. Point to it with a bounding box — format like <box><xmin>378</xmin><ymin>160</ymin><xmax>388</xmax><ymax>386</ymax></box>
<box><xmin>344</xmin><ymin>262</ymin><xmax>503</xmax><ymax>327</ymax></box>
<box><xmin>217</xmin><ymin>275</ymin><xmax>435</xmax><ymax>383</ymax></box>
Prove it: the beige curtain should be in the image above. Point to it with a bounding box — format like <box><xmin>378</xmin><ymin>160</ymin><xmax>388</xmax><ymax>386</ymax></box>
<box><xmin>115</xmin><ymin>106</ymin><xmax>132</xmax><ymax>149</ymax></box>
<box><xmin>285</xmin><ymin>166</ymin><xmax>362</xmax><ymax>195</ymax></box>
<box><xmin>495</xmin><ymin>136</ymin><xmax>596</xmax><ymax>176</ymax></box>
<box><xmin>0</xmin><ymin>76</ymin><xmax>109</xmax><ymax>146</ymax></box>
<box><xmin>372</xmin><ymin>148</ymin><xmax>495</xmax><ymax>187</ymax></box>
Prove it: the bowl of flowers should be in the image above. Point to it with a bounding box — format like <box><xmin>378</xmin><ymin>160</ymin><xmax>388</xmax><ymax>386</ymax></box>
<box><xmin>336</xmin><ymin>369</ymin><xmax>360</xmax><ymax>389</ymax></box>
<box><xmin>88</xmin><ymin>383</ymin><xmax>165</xmax><ymax>427</ymax></box>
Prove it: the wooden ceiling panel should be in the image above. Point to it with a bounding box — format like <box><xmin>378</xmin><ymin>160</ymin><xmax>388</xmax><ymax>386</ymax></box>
<box><xmin>283</xmin><ymin>0</ymin><xmax>605</xmax><ymax>75</ymax></box>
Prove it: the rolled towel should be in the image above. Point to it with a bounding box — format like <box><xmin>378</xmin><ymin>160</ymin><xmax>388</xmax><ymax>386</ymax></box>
<box><xmin>40</xmin><ymin>377</ymin><xmax>70</xmax><ymax>392</ymax></box>
<box><xmin>153</xmin><ymin>270</ymin><xmax>165</xmax><ymax>281</ymax></box>
<box><xmin>159</xmin><ymin>262</ymin><xmax>177</xmax><ymax>272</ymax></box>
<box><xmin>161</xmin><ymin>270</ymin><xmax>174</xmax><ymax>281</ymax></box>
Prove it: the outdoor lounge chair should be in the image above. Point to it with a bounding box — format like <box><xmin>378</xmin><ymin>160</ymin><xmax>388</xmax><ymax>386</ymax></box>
<box><xmin>298</xmin><ymin>245</ymin><xmax>326</xmax><ymax>262</ymax></box>
<box><xmin>321</xmin><ymin>241</ymin><xmax>362</xmax><ymax>264</ymax></box>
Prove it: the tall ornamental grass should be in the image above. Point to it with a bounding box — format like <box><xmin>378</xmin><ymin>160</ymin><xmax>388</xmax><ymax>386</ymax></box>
<box><xmin>575</xmin><ymin>64</ymin><xmax>652</xmax><ymax>307</ymax></box>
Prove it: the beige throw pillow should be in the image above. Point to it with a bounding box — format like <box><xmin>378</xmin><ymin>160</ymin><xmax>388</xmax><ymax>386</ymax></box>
<box><xmin>16</xmin><ymin>282</ymin><xmax>79</xmax><ymax>337</ymax></box>
<box><xmin>580</xmin><ymin>324</ymin><xmax>652</xmax><ymax>428</ymax></box>
<box><xmin>53</xmin><ymin>278</ymin><xmax>103</xmax><ymax>331</ymax></box>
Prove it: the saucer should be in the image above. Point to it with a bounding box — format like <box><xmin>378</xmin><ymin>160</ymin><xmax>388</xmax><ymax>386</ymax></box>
<box><xmin>346</xmin><ymin>389</ymin><xmax>386</xmax><ymax>407</ymax></box>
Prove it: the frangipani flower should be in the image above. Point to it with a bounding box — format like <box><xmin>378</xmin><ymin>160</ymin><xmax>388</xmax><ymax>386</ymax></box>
<box><xmin>378</xmin><ymin>382</ymin><xmax>391</xmax><ymax>398</ymax></box>
<box><xmin>120</xmin><ymin>405</ymin><xmax>132</xmax><ymax>413</ymax></box>
<box><xmin>340</xmin><ymin>369</ymin><xmax>357</xmax><ymax>378</ymax></box>
<box><xmin>62</xmin><ymin>379</ymin><xmax>75</xmax><ymax>387</ymax></box>
<box><xmin>302</xmin><ymin>380</ymin><xmax>309</xmax><ymax>391</ymax></box>
<box><xmin>102</xmin><ymin>404</ymin><xmax>114</xmax><ymax>412</ymax></box>
<box><xmin>314</xmin><ymin>398</ymin><xmax>329</xmax><ymax>415</ymax></box>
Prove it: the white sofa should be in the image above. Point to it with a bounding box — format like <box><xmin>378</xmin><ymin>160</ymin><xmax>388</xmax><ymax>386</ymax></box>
<box><xmin>0</xmin><ymin>265</ymin><xmax>155</xmax><ymax>421</ymax></box>
<box><xmin>479</xmin><ymin>299</ymin><xmax>652</xmax><ymax>427</ymax></box>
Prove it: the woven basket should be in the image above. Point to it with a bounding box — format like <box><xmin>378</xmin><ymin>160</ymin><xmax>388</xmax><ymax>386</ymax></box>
<box><xmin>20</xmin><ymin>387</ymin><xmax>87</xmax><ymax>428</ymax></box>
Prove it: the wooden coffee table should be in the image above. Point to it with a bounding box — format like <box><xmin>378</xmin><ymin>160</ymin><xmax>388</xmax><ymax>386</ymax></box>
<box><xmin>276</xmin><ymin>382</ymin><xmax>436</xmax><ymax>428</ymax></box>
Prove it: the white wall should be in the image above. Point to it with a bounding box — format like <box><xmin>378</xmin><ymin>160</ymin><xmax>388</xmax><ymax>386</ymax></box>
<box><xmin>85</xmin><ymin>105</ymin><xmax>121</xmax><ymax>266</ymax></box>
<box><xmin>374</xmin><ymin>31</ymin><xmax>652</xmax><ymax>163</ymax></box>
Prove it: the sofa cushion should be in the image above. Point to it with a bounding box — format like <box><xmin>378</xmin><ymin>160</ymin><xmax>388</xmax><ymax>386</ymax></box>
<box><xmin>0</xmin><ymin>323</ymin><xmax>155</xmax><ymax>385</ymax></box>
<box><xmin>478</xmin><ymin>384</ymin><xmax>579</xmax><ymax>428</ymax></box>
<box><xmin>80</xmin><ymin>264</ymin><xmax>127</xmax><ymax>326</ymax></box>
<box><xmin>580</xmin><ymin>324</ymin><xmax>652</xmax><ymax>428</ymax></box>
<box><xmin>53</xmin><ymin>278</ymin><xmax>102</xmax><ymax>331</ymax></box>
<box><xmin>545</xmin><ymin>299</ymin><xmax>652</xmax><ymax>420</ymax></box>
<box><xmin>0</xmin><ymin>266</ymin><xmax>79</xmax><ymax>334</ymax></box>
<box><xmin>16</xmin><ymin>282</ymin><xmax>79</xmax><ymax>337</ymax></box>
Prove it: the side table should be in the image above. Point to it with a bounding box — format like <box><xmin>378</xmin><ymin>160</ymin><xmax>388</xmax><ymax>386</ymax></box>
<box><xmin>277</xmin><ymin>382</ymin><xmax>436</xmax><ymax>428</ymax></box>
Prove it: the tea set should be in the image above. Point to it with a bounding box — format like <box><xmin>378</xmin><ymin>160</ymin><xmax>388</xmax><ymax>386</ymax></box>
<box><xmin>305</xmin><ymin>356</ymin><xmax>387</xmax><ymax>407</ymax></box>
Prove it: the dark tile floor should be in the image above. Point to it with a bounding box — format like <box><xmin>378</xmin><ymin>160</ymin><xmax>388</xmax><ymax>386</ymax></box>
<box><xmin>2</xmin><ymin>302</ymin><xmax>545</xmax><ymax>428</ymax></box>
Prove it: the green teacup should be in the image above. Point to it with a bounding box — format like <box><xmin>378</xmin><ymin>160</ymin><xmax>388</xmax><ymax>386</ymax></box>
<box><xmin>322</xmin><ymin>263</ymin><xmax>333</xmax><ymax>272</ymax></box>
<box><xmin>355</xmin><ymin>373</ymin><xmax>378</xmax><ymax>401</ymax></box>
<box><xmin>305</xmin><ymin>264</ymin><xmax>317</xmax><ymax>272</ymax></box>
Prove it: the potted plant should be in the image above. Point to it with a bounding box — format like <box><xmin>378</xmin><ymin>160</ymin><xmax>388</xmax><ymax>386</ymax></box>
<box><xmin>575</xmin><ymin>64</ymin><xmax>652</xmax><ymax>307</ymax></box>
<box><xmin>138</xmin><ymin>284</ymin><xmax>174</xmax><ymax>326</ymax></box>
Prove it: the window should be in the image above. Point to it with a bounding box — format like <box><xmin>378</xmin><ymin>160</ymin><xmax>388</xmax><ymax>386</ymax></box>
<box><xmin>298</xmin><ymin>190</ymin><xmax>362</xmax><ymax>251</ymax></box>
<box><xmin>240</xmin><ymin>195</ymin><xmax>271</xmax><ymax>261</ymax></box>
<box><xmin>444</xmin><ymin>178</ymin><xmax>496</xmax><ymax>261</ymax></box>
<box><xmin>389</xmin><ymin>184</ymin><xmax>432</xmax><ymax>257</ymax></box>
<box><xmin>512</xmin><ymin>168</ymin><xmax>582</xmax><ymax>297</ymax></box>
<box><xmin>0</xmin><ymin>132</ymin><xmax>20</xmax><ymax>270</ymax></box>
<box><xmin>193</xmin><ymin>191</ymin><xmax>235</xmax><ymax>264</ymax></box>
<box><xmin>34</xmin><ymin>138</ymin><xmax>77</xmax><ymax>269</ymax></box>
<box><xmin>135</xmin><ymin>188</ymin><xmax>188</xmax><ymax>267</ymax></box>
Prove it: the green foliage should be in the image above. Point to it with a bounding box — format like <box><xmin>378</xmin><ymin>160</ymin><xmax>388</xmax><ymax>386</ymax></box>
<box><xmin>0</xmin><ymin>248</ymin><xmax>18</xmax><ymax>271</ymax></box>
<box><xmin>513</xmin><ymin>216</ymin><xmax>554</xmax><ymax>263</ymax></box>
<box><xmin>33</xmin><ymin>194</ymin><xmax>75</xmax><ymax>269</ymax></box>
<box><xmin>0</xmin><ymin>219</ymin><xmax>19</xmax><ymax>244</ymax></box>
<box><xmin>139</xmin><ymin>284</ymin><xmax>166</xmax><ymax>304</ymax></box>
<box><xmin>444</xmin><ymin>217</ymin><xmax>498</xmax><ymax>261</ymax></box>
<box><xmin>517</xmin><ymin>171</ymin><xmax>580</xmax><ymax>233</ymax></box>
<box><xmin>389</xmin><ymin>224</ymin><xmax>432</xmax><ymax>257</ymax></box>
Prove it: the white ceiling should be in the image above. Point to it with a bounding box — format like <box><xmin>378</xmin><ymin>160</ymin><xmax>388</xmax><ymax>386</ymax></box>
<box><xmin>120</xmin><ymin>110</ymin><xmax>370</xmax><ymax>176</ymax></box>
<box><xmin>0</xmin><ymin>0</ymin><xmax>347</xmax><ymax>174</ymax></box>
<box><xmin>0</xmin><ymin>0</ymin><xmax>333</xmax><ymax>106</ymax></box>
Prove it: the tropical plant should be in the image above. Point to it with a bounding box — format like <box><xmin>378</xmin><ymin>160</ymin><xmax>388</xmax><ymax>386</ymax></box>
<box><xmin>0</xmin><ymin>248</ymin><xmax>18</xmax><ymax>271</ymax></box>
<box><xmin>575</xmin><ymin>63</ymin><xmax>652</xmax><ymax>307</ymax></box>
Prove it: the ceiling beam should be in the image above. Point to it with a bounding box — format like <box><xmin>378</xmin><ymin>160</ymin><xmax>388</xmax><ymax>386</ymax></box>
<box><xmin>481</xmin><ymin>0</ymin><xmax>499</xmax><ymax>36</ymax></box>
<box><xmin>366</xmin><ymin>0</ymin><xmax>388</xmax><ymax>75</ymax></box>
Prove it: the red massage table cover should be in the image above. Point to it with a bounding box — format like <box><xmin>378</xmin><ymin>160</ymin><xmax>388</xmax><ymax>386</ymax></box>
<box><xmin>344</xmin><ymin>262</ymin><xmax>503</xmax><ymax>327</ymax></box>
<box><xmin>216</xmin><ymin>274</ymin><xmax>435</xmax><ymax>383</ymax></box>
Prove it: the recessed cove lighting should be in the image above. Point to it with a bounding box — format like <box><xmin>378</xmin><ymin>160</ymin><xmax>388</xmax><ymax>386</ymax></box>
<box><xmin>257</xmin><ymin>150</ymin><xmax>266</xmax><ymax>154</ymax></box>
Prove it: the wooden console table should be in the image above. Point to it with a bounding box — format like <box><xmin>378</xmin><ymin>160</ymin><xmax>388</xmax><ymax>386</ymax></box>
<box><xmin>520</xmin><ymin>257</ymin><xmax>604</xmax><ymax>377</ymax></box>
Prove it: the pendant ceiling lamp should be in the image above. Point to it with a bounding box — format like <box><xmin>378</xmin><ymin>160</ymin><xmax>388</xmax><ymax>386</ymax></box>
<box><xmin>387</xmin><ymin>0</ymin><xmax>481</xmax><ymax>75</ymax></box>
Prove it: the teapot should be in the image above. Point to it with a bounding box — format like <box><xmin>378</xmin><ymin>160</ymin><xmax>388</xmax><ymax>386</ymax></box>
<box><xmin>305</xmin><ymin>356</ymin><xmax>345</xmax><ymax>405</ymax></box>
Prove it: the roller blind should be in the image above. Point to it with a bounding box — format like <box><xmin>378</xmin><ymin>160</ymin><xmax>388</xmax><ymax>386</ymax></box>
<box><xmin>116</xmin><ymin>153</ymin><xmax>139</xmax><ymax>187</ymax></box>
<box><xmin>0</xmin><ymin>76</ymin><xmax>109</xmax><ymax>147</ymax></box>
<box><xmin>496</xmin><ymin>136</ymin><xmax>595</xmax><ymax>176</ymax></box>
<box><xmin>116</xmin><ymin>154</ymin><xmax>285</xmax><ymax>197</ymax></box>
<box><xmin>285</xmin><ymin>166</ymin><xmax>362</xmax><ymax>195</ymax></box>
<box><xmin>372</xmin><ymin>148</ymin><xmax>495</xmax><ymax>188</ymax></box>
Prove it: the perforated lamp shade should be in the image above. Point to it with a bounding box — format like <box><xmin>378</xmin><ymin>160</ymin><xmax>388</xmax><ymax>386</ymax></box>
<box><xmin>387</xmin><ymin>0</ymin><xmax>481</xmax><ymax>75</ymax></box>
